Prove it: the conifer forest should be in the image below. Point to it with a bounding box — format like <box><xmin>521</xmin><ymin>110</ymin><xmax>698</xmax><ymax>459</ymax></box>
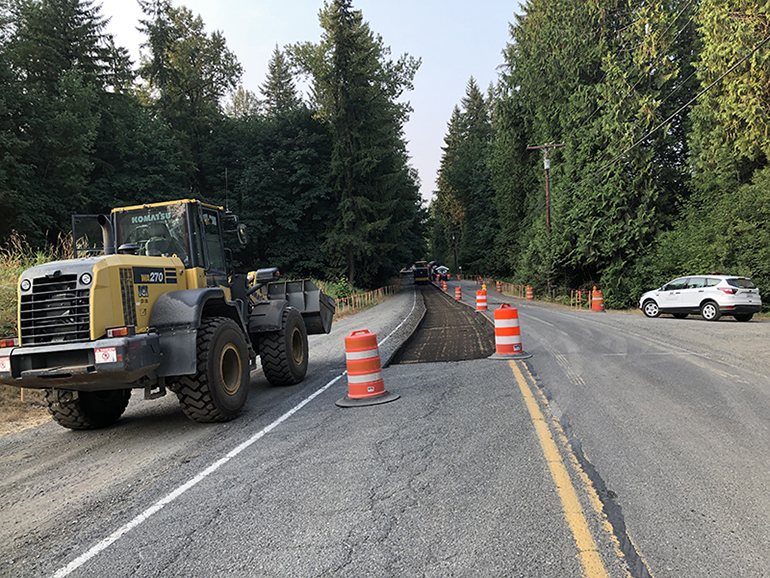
<box><xmin>1</xmin><ymin>0</ymin><xmax>769</xmax><ymax>308</ymax></box>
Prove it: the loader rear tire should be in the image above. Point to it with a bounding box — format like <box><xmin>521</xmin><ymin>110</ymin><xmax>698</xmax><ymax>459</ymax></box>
<box><xmin>45</xmin><ymin>388</ymin><xmax>131</xmax><ymax>430</ymax></box>
<box><xmin>260</xmin><ymin>307</ymin><xmax>308</xmax><ymax>386</ymax></box>
<box><xmin>172</xmin><ymin>316</ymin><xmax>249</xmax><ymax>423</ymax></box>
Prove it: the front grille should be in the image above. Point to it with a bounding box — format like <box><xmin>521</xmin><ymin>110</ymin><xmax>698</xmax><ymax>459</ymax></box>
<box><xmin>20</xmin><ymin>275</ymin><xmax>91</xmax><ymax>345</ymax></box>
<box><xmin>120</xmin><ymin>267</ymin><xmax>137</xmax><ymax>326</ymax></box>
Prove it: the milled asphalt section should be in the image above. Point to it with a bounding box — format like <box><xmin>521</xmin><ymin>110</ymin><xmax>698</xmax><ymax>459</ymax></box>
<box><xmin>447</xmin><ymin>279</ymin><xmax>653</xmax><ymax>578</ymax></box>
<box><xmin>389</xmin><ymin>285</ymin><xmax>495</xmax><ymax>365</ymax></box>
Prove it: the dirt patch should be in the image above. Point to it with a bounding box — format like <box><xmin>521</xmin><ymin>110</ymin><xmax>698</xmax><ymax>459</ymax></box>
<box><xmin>390</xmin><ymin>285</ymin><xmax>495</xmax><ymax>364</ymax></box>
<box><xmin>0</xmin><ymin>385</ymin><xmax>50</xmax><ymax>437</ymax></box>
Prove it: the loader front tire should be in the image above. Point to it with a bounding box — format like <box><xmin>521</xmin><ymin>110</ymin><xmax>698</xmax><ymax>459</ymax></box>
<box><xmin>259</xmin><ymin>307</ymin><xmax>308</xmax><ymax>386</ymax></box>
<box><xmin>45</xmin><ymin>388</ymin><xmax>131</xmax><ymax>430</ymax></box>
<box><xmin>172</xmin><ymin>316</ymin><xmax>249</xmax><ymax>423</ymax></box>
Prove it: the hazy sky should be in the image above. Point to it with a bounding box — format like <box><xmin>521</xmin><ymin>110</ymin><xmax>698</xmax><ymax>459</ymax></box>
<box><xmin>98</xmin><ymin>0</ymin><xmax>523</xmax><ymax>203</ymax></box>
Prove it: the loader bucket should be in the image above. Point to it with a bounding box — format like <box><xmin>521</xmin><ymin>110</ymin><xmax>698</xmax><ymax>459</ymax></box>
<box><xmin>267</xmin><ymin>280</ymin><xmax>335</xmax><ymax>335</ymax></box>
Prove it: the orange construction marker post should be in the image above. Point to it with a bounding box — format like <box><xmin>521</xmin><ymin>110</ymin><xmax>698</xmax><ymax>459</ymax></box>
<box><xmin>489</xmin><ymin>304</ymin><xmax>532</xmax><ymax>359</ymax></box>
<box><xmin>591</xmin><ymin>286</ymin><xmax>605</xmax><ymax>312</ymax></box>
<box><xmin>455</xmin><ymin>286</ymin><xmax>462</xmax><ymax>300</ymax></box>
<box><xmin>496</xmin><ymin>280</ymin><xmax>502</xmax><ymax>293</ymax></box>
<box><xmin>336</xmin><ymin>330</ymin><xmax>399</xmax><ymax>407</ymax></box>
<box><xmin>476</xmin><ymin>289</ymin><xmax>488</xmax><ymax>311</ymax></box>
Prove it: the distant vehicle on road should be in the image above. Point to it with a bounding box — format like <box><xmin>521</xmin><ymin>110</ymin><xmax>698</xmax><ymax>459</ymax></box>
<box><xmin>639</xmin><ymin>274</ymin><xmax>762</xmax><ymax>321</ymax></box>
<box><xmin>413</xmin><ymin>261</ymin><xmax>430</xmax><ymax>285</ymax></box>
<box><xmin>435</xmin><ymin>266</ymin><xmax>449</xmax><ymax>282</ymax></box>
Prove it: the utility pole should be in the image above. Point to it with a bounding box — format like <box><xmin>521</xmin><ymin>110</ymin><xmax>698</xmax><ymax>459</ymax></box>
<box><xmin>452</xmin><ymin>232</ymin><xmax>459</xmax><ymax>275</ymax></box>
<box><xmin>527</xmin><ymin>142</ymin><xmax>565</xmax><ymax>234</ymax></box>
<box><xmin>527</xmin><ymin>142</ymin><xmax>565</xmax><ymax>300</ymax></box>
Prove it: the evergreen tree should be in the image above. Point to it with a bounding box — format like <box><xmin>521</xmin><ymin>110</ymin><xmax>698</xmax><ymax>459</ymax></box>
<box><xmin>290</xmin><ymin>0</ymin><xmax>424</xmax><ymax>286</ymax></box>
<box><xmin>493</xmin><ymin>0</ymin><xmax>699</xmax><ymax>304</ymax></box>
<box><xmin>432</xmin><ymin>78</ymin><xmax>497</xmax><ymax>274</ymax></box>
<box><xmin>2</xmin><ymin>0</ymin><xmax>128</xmax><ymax>243</ymax></box>
<box><xmin>138</xmin><ymin>1</ymin><xmax>242</xmax><ymax>194</ymax></box>
<box><xmin>260</xmin><ymin>45</ymin><xmax>301</xmax><ymax>116</ymax></box>
<box><xmin>656</xmin><ymin>1</ymin><xmax>770</xmax><ymax>298</ymax></box>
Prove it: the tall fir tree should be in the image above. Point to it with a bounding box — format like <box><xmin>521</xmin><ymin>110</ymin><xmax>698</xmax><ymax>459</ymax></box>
<box><xmin>290</xmin><ymin>0</ymin><xmax>424</xmax><ymax>286</ymax></box>
<box><xmin>260</xmin><ymin>45</ymin><xmax>301</xmax><ymax>116</ymax></box>
<box><xmin>138</xmin><ymin>1</ymin><xmax>242</xmax><ymax>195</ymax></box>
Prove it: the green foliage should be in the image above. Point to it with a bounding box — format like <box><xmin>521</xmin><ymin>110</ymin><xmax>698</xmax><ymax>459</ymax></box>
<box><xmin>138</xmin><ymin>0</ymin><xmax>243</xmax><ymax>193</ymax></box>
<box><xmin>0</xmin><ymin>232</ymin><xmax>70</xmax><ymax>335</ymax></box>
<box><xmin>431</xmin><ymin>79</ymin><xmax>498</xmax><ymax>275</ymax></box>
<box><xmin>0</xmin><ymin>0</ymin><xmax>427</xmax><ymax>292</ymax></box>
<box><xmin>480</xmin><ymin>0</ymin><xmax>705</xmax><ymax>308</ymax></box>
<box><xmin>289</xmin><ymin>0</ymin><xmax>426</xmax><ymax>288</ymax></box>
<box><xmin>329</xmin><ymin>276</ymin><xmax>353</xmax><ymax>299</ymax></box>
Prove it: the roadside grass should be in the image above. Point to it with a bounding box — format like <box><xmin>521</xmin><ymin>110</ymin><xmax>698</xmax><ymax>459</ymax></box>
<box><xmin>0</xmin><ymin>233</ymin><xmax>72</xmax><ymax>435</ymax></box>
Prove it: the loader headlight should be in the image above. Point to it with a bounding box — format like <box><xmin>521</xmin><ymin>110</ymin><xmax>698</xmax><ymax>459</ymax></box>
<box><xmin>20</xmin><ymin>279</ymin><xmax>31</xmax><ymax>292</ymax></box>
<box><xmin>80</xmin><ymin>273</ymin><xmax>92</xmax><ymax>286</ymax></box>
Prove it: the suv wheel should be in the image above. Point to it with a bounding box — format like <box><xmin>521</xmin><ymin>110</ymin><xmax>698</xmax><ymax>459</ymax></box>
<box><xmin>700</xmin><ymin>301</ymin><xmax>721</xmax><ymax>321</ymax></box>
<box><xmin>734</xmin><ymin>313</ymin><xmax>754</xmax><ymax>322</ymax></box>
<box><xmin>642</xmin><ymin>300</ymin><xmax>660</xmax><ymax>318</ymax></box>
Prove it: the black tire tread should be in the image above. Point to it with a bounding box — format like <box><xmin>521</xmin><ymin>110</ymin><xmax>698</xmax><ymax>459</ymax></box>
<box><xmin>172</xmin><ymin>316</ymin><xmax>245</xmax><ymax>423</ymax></box>
<box><xmin>260</xmin><ymin>308</ymin><xmax>307</xmax><ymax>386</ymax></box>
<box><xmin>45</xmin><ymin>389</ymin><xmax>131</xmax><ymax>430</ymax></box>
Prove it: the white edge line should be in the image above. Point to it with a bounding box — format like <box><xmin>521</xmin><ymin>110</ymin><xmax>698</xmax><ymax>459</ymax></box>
<box><xmin>52</xmin><ymin>289</ymin><xmax>419</xmax><ymax>578</ymax></box>
<box><xmin>52</xmin><ymin>375</ymin><xmax>344</xmax><ymax>578</ymax></box>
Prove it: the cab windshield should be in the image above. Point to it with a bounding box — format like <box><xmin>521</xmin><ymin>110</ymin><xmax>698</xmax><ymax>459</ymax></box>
<box><xmin>114</xmin><ymin>203</ymin><xmax>190</xmax><ymax>265</ymax></box>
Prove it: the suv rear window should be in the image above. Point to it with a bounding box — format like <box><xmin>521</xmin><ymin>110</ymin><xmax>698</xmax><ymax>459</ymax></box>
<box><xmin>727</xmin><ymin>278</ymin><xmax>756</xmax><ymax>289</ymax></box>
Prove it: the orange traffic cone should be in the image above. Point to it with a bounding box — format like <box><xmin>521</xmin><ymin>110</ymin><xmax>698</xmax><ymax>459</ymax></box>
<box><xmin>591</xmin><ymin>286</ymin><xmax>605</xmax><ymax>312</ymax></box>
<box><xmin>489</xmin><ymin>304</ymin><xmax>532</xmax><ymax>360</ymax></box>
<box><xmin>336</xmin><ymin>330</ymin><xmax>399</xmax><ymax>407</ymax></box>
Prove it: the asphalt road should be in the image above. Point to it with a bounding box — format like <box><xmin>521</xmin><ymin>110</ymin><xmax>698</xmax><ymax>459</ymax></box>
<box><xmin>1</xmin><ymin>285</ymin><xmax>630</xmax><ymax>578</ymax></box>
<box><xmin>2</xmin><ymin>281</ymin><xmax>768</xmax><ymax>577</ymax></box>
<box><xmin>458</xmin><ymin>280</ymin><xmax>770</xmax><ymax>578</ymax></box>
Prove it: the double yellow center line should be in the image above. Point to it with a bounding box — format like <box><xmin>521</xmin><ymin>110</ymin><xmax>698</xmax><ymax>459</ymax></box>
<box><xmin>509</xmin><ymin>360</ymin><xmax>611</xmax><ymax>578</ymax></box>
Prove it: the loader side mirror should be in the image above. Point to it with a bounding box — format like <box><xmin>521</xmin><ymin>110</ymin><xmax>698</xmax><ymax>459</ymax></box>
<box><xmin>237</xmin><ymin>223</ymin><xmax>248</xmax><ymax>245</ymax></box>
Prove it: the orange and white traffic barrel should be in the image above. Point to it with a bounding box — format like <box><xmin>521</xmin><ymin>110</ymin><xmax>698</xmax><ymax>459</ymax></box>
<box><xmin>591</xmin><ymin>286</ymin><xmax>604</xmax><ymax>312</ymax></box>
<box><xmin>526</xmin><ymin>285</ymin><xmax>534</xmax><ymax>300</ymax></box>
<box><xmin>476</xmin><ymin>289</ymin><xmax>488</xmax><ymax>311</ymax></box>
<box><xmin>336</xmin><ymin>330</ymin><xmax>399</xmax><ymax>407</ymax></box>
<box><xmin>496</xmin><ymin>281</ymin><xmax>502</xmax><ymax>293</ymax></box>
<box><xmin>442</xmin><ymin>280</ymin><xmax>447</xmax><ymax>292</ymax></box>
<box><xmin>455</xmin><ymin>286</ymin><xmax>462</xmax><ymax>300</ymax></box>
<box><xmin>489</xmin><ymin>304</ymin><xmax>532</xmax><ymax>360</ymax></box>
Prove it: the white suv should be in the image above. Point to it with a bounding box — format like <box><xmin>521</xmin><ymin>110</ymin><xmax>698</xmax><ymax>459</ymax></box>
<box><xmin>639</xmin><ymin>275</ymin><xmax>762</xmax><ymax>321</ymax></box>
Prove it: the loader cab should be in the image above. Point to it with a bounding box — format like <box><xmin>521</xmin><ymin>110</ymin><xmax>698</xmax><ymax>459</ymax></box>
<box><xmin>110</xmin><ymin>199</ymin><xmax>236</xmax><ymax>288</ymax></box>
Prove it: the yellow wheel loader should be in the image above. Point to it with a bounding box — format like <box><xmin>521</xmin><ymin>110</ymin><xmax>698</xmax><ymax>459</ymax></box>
<box><xmin>0</xmin><ymin>199</ymin><xmax>334</xmax><ymax>429</ymax></box>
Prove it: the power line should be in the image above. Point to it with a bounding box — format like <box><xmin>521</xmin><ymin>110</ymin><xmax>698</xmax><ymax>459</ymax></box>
<box><xmin>567</xmin><ymin>32</ymin><xmax>770</xmax><ymax>191</ymax></box>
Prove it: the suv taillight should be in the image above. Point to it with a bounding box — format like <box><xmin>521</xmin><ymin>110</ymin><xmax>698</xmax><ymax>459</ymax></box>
<box><xmin>718</xmin><ymin>287</ymin><xmax>737</xmax><ymax>295</ymax></box>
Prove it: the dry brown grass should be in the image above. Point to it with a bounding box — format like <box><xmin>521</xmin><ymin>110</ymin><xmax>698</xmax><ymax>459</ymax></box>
<box><xmin>0</xmin><ymin>233</ymin><xmax>70</xmax><ymax>436</ymax></box>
